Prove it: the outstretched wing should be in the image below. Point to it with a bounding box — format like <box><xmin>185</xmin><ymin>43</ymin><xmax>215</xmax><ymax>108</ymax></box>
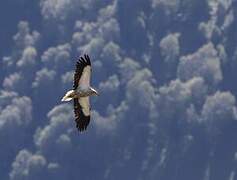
<box><xmin>73</xmin><ymin>97</ymin><xmax>90</xmax><ymax>131</ymax></box>
<box><xmin>73</xmin><ymin>54</ymin><xmax>91</xmax><ymax>90</ymax></box>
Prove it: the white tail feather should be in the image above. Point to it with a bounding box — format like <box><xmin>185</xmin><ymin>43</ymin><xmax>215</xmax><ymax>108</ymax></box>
<box><xmin>61</xmin><ymin>97</ymin><xmax>73</xmax><ymax>102</ymax></box>
<box><xmin>61</xmin><ymin>90</ymin><xmax>74</xmax><ymax>102</ymax></box>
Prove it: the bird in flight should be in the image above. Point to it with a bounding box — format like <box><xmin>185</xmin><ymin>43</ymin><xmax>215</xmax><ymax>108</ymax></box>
<box><xmin>61</xmin><ymin>54</ymin><xmax>99</xmax><ymax>132</ymax></box>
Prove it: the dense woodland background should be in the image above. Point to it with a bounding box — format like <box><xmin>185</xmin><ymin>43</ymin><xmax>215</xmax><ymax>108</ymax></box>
<box><xmin>1</xmin><ymin>0</ymin><xmax>237</xmax><ymax>180</ymax></box>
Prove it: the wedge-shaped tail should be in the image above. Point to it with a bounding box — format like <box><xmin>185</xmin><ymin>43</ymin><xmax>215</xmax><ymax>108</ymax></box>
<box><xmin>61</xmin><ymin>90</ymin><xmax>75</xmax><ymax>102</ymax></box>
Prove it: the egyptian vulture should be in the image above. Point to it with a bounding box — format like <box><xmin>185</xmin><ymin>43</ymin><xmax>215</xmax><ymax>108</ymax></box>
<box><xmin>61</xmin><ymin>54</ymin><xmax>99</xmax><ymax>132</ymax></box>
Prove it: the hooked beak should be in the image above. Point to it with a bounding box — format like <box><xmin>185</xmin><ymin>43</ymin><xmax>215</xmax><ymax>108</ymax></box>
<box><xmin>91</xmin><ymin>88</ymin><xmax>99</xmax><ymax>96</ymax></box>
<box><xmin>93</xmin><ymin>89</ymin><xmax>99</xmax><ymax>96</ymax></box>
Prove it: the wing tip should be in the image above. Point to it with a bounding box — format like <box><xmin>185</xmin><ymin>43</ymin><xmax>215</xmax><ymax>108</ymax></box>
<box><xmin>75</xmin><ymin>115</ymin><xmax>90</xmax><ymax>132</ymax></box>
<box><xmin>83</xmin><ymin>54</ymin><xmax>91</xmax><ymax>65</ymax></box>
<box><xmin>75</xmin><ymin>54</ymin><xmax>91</xmax><ymax>66</ymax></box>
<box><xmin>74</xmin><ymin>54</ymin><xmax>91</xmax><ymax>89</ymax></box>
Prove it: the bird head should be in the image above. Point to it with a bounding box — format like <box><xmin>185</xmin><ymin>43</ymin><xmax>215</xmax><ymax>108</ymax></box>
<box><xmin>90</xmin><ymin>87</ymin><xmax>99</xmax><ymax>96</ymax></box>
